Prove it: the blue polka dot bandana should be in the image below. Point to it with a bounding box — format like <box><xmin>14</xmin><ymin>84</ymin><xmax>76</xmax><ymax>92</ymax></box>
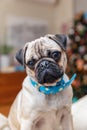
<box><xmin>30</xmin><ymin>74</ymin><xmax>76</xmax><ymax>95</ymax></box>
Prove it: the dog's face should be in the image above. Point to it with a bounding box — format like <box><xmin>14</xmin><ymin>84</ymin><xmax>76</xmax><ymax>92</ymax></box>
<box><xmin>16</xmin><ymin>34</ymin><xmax>68</xmax><ymax>86</ymax></box>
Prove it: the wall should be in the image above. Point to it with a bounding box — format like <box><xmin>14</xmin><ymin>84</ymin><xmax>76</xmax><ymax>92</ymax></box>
<box><xmin>53</xmin><ymin>0</ymin><xmax>74</xmax><ymax>34</ymax></box>
<box><xmin>0</xmin><ymin>0</ymin><xmax>54</xmax><ymax>44</ymax></box>
<box><xmin>74</xmin><ymin>0</ymin><xmax>87</xmax><ymax>14</ymax></box>
<box><xmin>0</xmin><ymin>0</ymin><xmax>73</xmax><ymax>45</ymax></box>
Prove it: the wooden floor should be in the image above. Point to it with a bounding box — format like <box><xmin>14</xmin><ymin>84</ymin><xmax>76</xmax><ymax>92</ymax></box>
<box><xmin>0</xmin><ymin>104</ymin><xmax>11</xmax><ymax>116</ymax></box>
<box><xmin>0</xmin><ymin>71</ymin><xmax>26</xmax><ymax>116</ymax></box>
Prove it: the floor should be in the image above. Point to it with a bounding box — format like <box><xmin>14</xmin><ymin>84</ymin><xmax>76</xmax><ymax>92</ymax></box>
<box><xmin>0</xmin><ymin>104</ymin><xmax>11</xmax><ymax>116</ymax></box>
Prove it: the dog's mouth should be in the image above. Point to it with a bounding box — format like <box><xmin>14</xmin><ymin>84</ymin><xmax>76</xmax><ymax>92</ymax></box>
<box><xmin>35</xmin><ymin>60</ymin><xmax>64</xmax><ymax>85</ymax></box>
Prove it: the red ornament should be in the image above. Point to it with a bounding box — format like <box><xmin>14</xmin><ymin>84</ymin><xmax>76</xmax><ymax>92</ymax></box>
<box><xmin>76</xmin><ymin>59</ymin><xmax>84</xmax><ymax>71</ymax></box>
<box><xmin>72</xmin><ymin>79</ymin><xmax>81</xmax><ymax>89</ymax></box>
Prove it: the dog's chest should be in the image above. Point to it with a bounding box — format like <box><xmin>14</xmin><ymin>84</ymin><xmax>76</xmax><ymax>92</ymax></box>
<box><xmin>27</xmin><ymin>88</ymin><xmax>71</xmax><ymax>111</ymax></box>
<box><xmin>22</xmin><ymin>75</ymin><xmax>72</xmax><ymax>114</ymax></box>
<box><xmin>21</xmin><ymin>91</ymin><xmax>63</xmax><ymax>130</ymax></box>
<box><xmin>21</xmin><ymin>82</ymin><xmax>72</xmax><ymax>130</ymax></box>
<box><xmin>32</xmin><ymin>110</ymin><xmax>61</xmax><ymax>130</ymax></box>
<box><xmin>30</xmin><ymin>91</ymin><xmax>71</xmax><ymax>130</ymax></box>
<box><xmin>22</xmin><ymin>85</ymin><xmax>72</xmax><ymax>116</ymax></box>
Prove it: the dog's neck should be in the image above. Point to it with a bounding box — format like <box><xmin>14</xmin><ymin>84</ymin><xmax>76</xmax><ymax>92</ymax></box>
<box><xmin>29</xmin><ymin>74</ymin><xmax>76</xmax><ymax>95</ymax></box>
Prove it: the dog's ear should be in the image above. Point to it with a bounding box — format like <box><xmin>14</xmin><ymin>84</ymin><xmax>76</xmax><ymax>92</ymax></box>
<box><xmin>16</xmin><ymin>43</ymin><xmax>28</xmax><ymax>65</ymax></box>
<box><xmin>16</xmin><ymin>49</ymin><xmax>24</xmax><ymax>65</ymax></box>
<box><xmin>47</xmin><ymin>34</ymin><xmax>68</xmax><ymax>51</ymax></box>
<box><xmin>54</xmin><ymin>34</ymin><xmax>67</xmax><ymax>50</ymax></box>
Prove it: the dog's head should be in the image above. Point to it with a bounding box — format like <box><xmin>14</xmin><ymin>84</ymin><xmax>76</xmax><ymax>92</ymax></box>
<box><xmin>16</xmin><ymin>34</ymin><xmax>68</xmax><ymax>86</ymax></box>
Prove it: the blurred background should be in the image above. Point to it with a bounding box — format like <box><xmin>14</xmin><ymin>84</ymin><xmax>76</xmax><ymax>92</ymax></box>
<box><xmin>0</xmin><ymin>0</ymin><xmax>87</xmax><ymax>115</ymax></box>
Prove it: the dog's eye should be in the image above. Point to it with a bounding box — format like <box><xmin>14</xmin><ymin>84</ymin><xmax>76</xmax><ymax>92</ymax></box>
<box><xmin>51</xmin><ymin>51</ymin><xmax>61</xmax><ymax>61</ymax></box>
<box><xmin>27</xmin><ymin>59</ymin><xmax>36</xmax><ymax>68</ymax></box>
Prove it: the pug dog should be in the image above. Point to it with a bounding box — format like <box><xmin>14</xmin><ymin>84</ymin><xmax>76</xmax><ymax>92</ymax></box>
<box><xmin>0</xmin><ymin>34</ymin><xmax>74</xmax><ymax>130</ymax></box>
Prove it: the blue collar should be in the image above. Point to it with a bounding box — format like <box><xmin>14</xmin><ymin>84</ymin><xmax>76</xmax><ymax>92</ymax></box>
<box><xmin>30</xmin><ymin>74</ymin><xmax>76</xmax><ymax>95</ymax></box>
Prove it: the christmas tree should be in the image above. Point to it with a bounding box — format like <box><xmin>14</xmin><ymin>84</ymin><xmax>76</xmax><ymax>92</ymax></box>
<box><xmin>67</xmin><ymin>12</ymin><xmax>87</xmax><ymax>100</ymax></box>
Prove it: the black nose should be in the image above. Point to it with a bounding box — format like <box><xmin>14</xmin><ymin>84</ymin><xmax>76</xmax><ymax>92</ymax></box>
<box><xmin>40</xmin><ymin>60</ymin><xmax>49</xmax><ymax>70</ymax></box>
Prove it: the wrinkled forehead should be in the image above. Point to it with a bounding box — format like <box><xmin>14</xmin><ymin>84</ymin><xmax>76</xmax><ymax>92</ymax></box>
<box><xmin>25</xmin><ymin>37</ymin><xmax>61</xmax><ymax>61</ymax></box>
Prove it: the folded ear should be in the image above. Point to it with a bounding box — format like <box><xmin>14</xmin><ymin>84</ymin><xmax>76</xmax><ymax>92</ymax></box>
<box><xmin>47</xmin><ymin>34</ymin><xmax>68</xmax><ymax>51</ymax></box>
<box><xmin>16</xmin><ymin>49</ymin><xmax>24</xmax><ymax>65</ymax></box>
